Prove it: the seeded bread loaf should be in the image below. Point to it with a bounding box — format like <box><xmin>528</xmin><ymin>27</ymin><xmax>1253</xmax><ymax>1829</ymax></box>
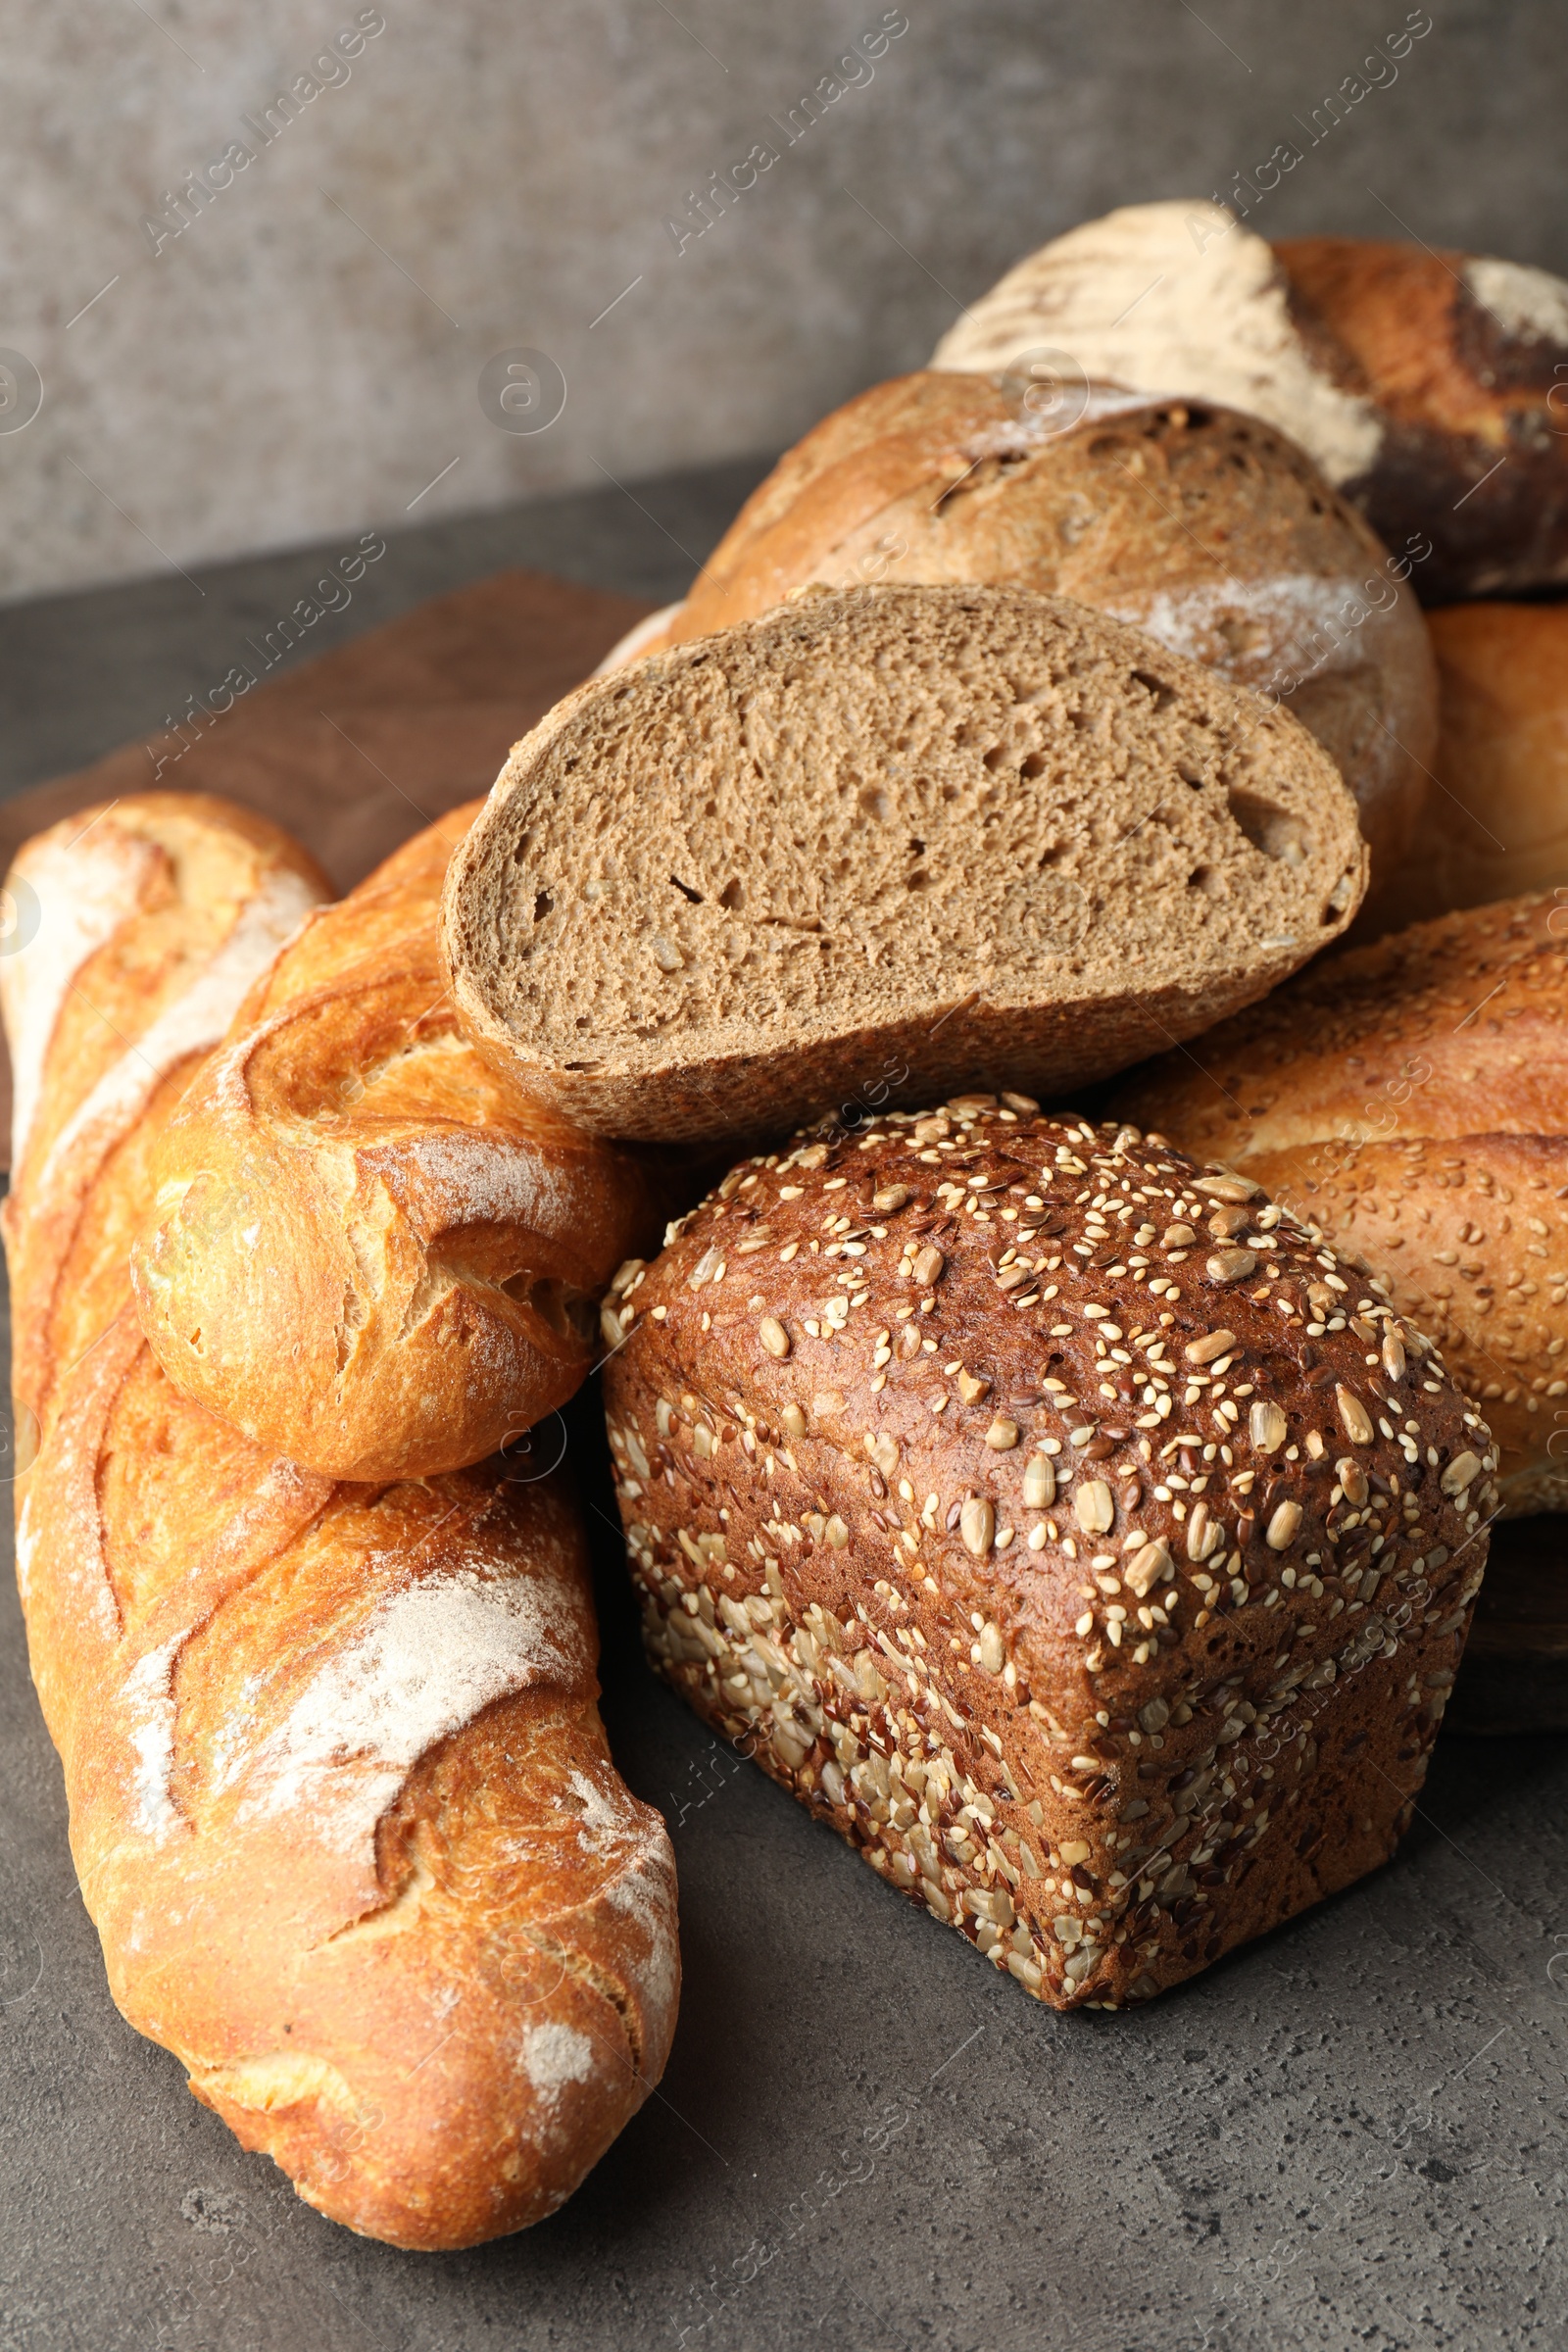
<box><xmin>603</xmin><ymin>373</ymin><xmax>1436</xmax><ymax>887</ymax></box>
<box><xmin>4</xmin><ymin>793</ymin><xmax>679</xmax><ymax>2250</ymax></box>
<box><xmin>932</xmin><ymin>200</ymin><xmax>1568</xmax><ymax>601</ymax></box>
<box><xmin>1113</xmin><ymin>891</ymin><xmax>1568</xmax><ymax>1513</ymax></box>
<box><xmin>443</xmin><ymin>585</ymin><xmax>1367</xmax><ymax>1145</ymax></box>
<box><xmin>601</xmin><ymin>1102</ymin><xmax>1494</xmax><ymax>2011</ymax></box>
<box><xmin>1367</xmin><ymin>603</ymin><xmax>1568</xmax><ymax>935</ymax></box>
<box><xmin>131</xmin><ymin>802</ymin><xmax>652</xmax><ymax>1480</ymax></box>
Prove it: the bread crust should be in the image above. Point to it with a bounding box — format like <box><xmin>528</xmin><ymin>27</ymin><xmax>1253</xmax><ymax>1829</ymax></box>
<box><xmin>444</xmin><ymin>585</ymin><xmax>1366</xmax><ymax>1144</ymax></box>
<box><xmin>1112</xmin><ymin>891</ymin><xmax>1568</xmax><ymax>1511</ymax></box>
<box><xmin>1368</xmin><ymin>602</ymin><xmax>1568</xmax><ymax>934</ymax></box>
<box><xmin>1276</xmin><ymin>236</ymin><xmax>1568</xmax><ymax>602</ymax></box>
<box><xmin>636</xmin><ymin>374</ymin><xmax>1435</xmax><ymax>883</ymax></box>
<box><xmin>4</xmin><ymin>792</ymin><xmax>679</xmax><ymax>2248</ymax></box>
<box><xmin>131</xmin><ymin>804</ymin><xmax>652</xmax><ymax>1480</ymax></box>
<box><xmin>602</xmin><ymin>1102</ymin><xmax>1493</xmax><ymax>2010</ymax></box>
<box><xmin>931</xmin><ymin>201</ymin><xmax>1568</xmax><ymax>602</ymax></box>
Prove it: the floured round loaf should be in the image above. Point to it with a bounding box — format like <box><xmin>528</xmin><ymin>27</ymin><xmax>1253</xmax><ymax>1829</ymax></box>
<box><xmin>610</xmin><ymin>374</ymin><xmax>1435</xmax><ymax>888</ymax></box>
<box><xmin>932</xmin><ymin>201</ymin><xmax>1568</xmax><ymax>601</ymax></box>
<box><xmin>1113</xmin><ymin>890</ymin><xmax>1568</xmax><ymax>1513</ymax></box>
<box><xmin>444</xmin><ymin>584</ymin><xmax>1366</xmax><ymax>1145</ymax></box>
<box><xmin>602</xmin><ymin>1102</ymin><xmax>1494</xmax><ymax>2010</ymax></box>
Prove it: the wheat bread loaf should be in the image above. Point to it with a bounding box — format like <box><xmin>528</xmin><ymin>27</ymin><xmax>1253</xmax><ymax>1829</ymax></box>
<box><xmin>1367</xmin><ymin>602</ymin><xmax>1568</xmax><ymax>935</ymax></box>
<box><xmin>131</xmin><ymin>802</ymin><xmax>653</xmax><ymax>1480</ymax></box>
<box><xmin>443</xmin><ymin>585</ymin><xmax>1367</xmax><ymax>1145</ymax></box>
<box><xmin>602</xmin><ymin>1102</ymin><xmax>1494</xmax><ymax>2010</ymax></box>
<box><xmin>1113</xmin><ymin>891</ymin><xmax>1568</xmax><ymax>1512</ymax></box>
<box><xmin>4</xmin><ymin>792</ymin><xmax>679</xmax><ymax>2249</ymax></box>
<box><xmin>608</xmin><ymin>373</ymin><xmax>1436</xmax><ymax>886</ymax></box>
<box><xmin>932</xmin><ymin>200</ymin><xmax>1568</xmax><ymax>602</ymax></box>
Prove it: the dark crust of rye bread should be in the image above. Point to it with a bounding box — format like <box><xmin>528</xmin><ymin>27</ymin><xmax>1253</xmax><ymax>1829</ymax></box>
<box><xmin>443</xmin><ymin>586</ymin><xmax>1366</xmax><ymax>1144</ymax></box>
<box><xmin>600</xmin><ymin>1102</ymin><xmax>1495</xmax><ymax>2011</ymax></box>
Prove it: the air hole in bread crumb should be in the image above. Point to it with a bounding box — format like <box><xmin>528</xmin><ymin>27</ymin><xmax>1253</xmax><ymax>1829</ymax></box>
<box><xmin>1131</xmin><ymin>670</ymin><xmax>1179</xmax><ymax>713</ymax></box>
<box><xmin>670</xmin><ymin>875</ymin><xmax>704</xmax><ymax>905</ymax></box>
<box><xmin>533</xmin><ymin>890</ymin><xmax>553</xmax><ymax>922</ymax></box>
<box><xmin>1227</xmin><ymin>786</ymin><xmax>1307</xmax><ymax>868</ymax></box>
<box><xmin>718</xmin><ymin>877</ymin><xmax>744</xmax><ymax>911</ymax></box>
<box><xmin>1020</xmin><ymin>751</ymin><xmax>1048</xmax><ymax>779</ymax></box>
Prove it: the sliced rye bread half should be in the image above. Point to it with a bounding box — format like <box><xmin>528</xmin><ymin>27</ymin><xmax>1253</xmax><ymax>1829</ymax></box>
<box><xmin>443</xmin><ymin>584</ymin><xmax>1366</xmax><ymax>1143</ymax></box>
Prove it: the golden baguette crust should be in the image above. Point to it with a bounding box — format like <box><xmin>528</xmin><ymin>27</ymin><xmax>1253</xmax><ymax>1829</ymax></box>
<box><xmin>4</xmin><ymin>792</ymin><xmax>679</xmax><ymax>2248</ymax></box>
<box><xmin>603</xmin><ymin>1102</ymin><xmax>1494</xmax><ymax>2011</ymax></box>
<box><xmin>445</xmin><ymin>584</ymin><xmax>1367</xmax><ymax>1144</ymax></box>
<box><xmin>0</xmin><ymin>794</ymin><xmax>331</xmax><ymax>1440</ymax></box>
<box><xmin>635</xmin><ymin>373</ymin><xmax>1436</xmax><ymax>887</ymax></box>
<box><xmin>1112</xmin><ymin>892</ymin><xmax>1568</xmax><ymax>1510</ymax></box>
<box><xmin>131</xmin><ymin>804</ymin><xmax>651</xmax><ymax>1480</ymax></box>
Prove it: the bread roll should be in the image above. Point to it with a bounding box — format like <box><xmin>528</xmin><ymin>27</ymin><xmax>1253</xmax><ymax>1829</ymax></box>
<box><xmin>1366</xmin><ymin>602</ymin><xmax>1568</xmax><ymax>934</ymax></box>
<box><xmin>602</xmin><ymin>1102</ymin><xmax>1494</xmax><ymax>2009</ymax></box>
<box><xmin>931</xmin><ymin>201</ymin><xmax>1568</xmax><ymax>601</ymax></box>
<box><xmin>4</xmin><ymin>793</ymin><xmax>679</xmax><ymax>2249</ymax></box>
<box><xmin>1112</xmin><ymin>891</ymin><xmax>1568</xmax><ymax>1513</ymax></box>
<box><xmin>444</xmin><ymin>585</ymin><xmax>1366</xmax><ymax>1145</ymax></box>
<box><xmin>131</xmin><ymin>803</ymin><xmax>652</xmax><ymax>1480</ymax></box>
<box><xmin>606</xmin><ymin>373</ymin><xmax>1436</xmax><ymax>886</ymax></box>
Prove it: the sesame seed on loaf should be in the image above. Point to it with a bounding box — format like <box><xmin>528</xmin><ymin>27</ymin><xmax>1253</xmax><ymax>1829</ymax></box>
<box><xmin>602</xmin><ymin>1101</ymin><xmax>1494</xmax><ymax>2011</ymax></box>
<box><xmin>1114</xmin><ymin>890</ymin><xmax>1568</xmax><ymax>1511</ymax></box>
<box><xmin>443</xmin><ymin>585</ymin><xmax>1366</xmax><ymax>1145</ymax></box>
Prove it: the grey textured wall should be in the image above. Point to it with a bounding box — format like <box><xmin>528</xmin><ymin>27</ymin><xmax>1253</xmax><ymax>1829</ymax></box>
<box><xmin>3</xmin><ymin>0</ymin><xmax>1564</xmax><ymax>602</ymax></box>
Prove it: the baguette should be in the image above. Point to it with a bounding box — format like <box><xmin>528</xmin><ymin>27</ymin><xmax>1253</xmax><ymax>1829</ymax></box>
<box><xmin>131</xmin><ymin>803</ymin><xmax>652</xmax><ymax>1480</ymax></box>
<box><xmin>5</xmin><ymin>794</ymin><xmax>679</xmax><ymax>2249</ymax></box>
<box><xmin>602</xmin><ymin>1102</ymin><xmax>1493</xmax><ymax>2009</ymax></box>
<box><xmin>931</xmin><ymin>201</ymin><xmax>1568</xmax><ymax>601</ymax></box>
<box><xmin>443</xmin><ymin>584</ymin><xmax>1367</xmax><ymax>1145</ymax></box>
<box><xmin>607</xmin><ymin>373</ymin><xmax>1437</xmax><ymax>887</ymax></box>
<box><xmin>1111</xmin><ymin>891</ymin><xmax>1568</xmax><ymax>1513</ymax></box>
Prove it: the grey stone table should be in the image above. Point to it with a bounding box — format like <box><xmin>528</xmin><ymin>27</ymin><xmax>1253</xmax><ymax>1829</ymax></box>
<box><xmin>2</xmin><ymin>473</ymin><xmax>1566</xmax><ymax>2352</ymax></box>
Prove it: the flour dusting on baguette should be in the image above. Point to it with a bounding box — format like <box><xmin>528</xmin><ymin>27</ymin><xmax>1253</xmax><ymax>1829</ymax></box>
<box><xmin>241</xmin><ymin>1560</ymin><xmax>591</xmax><ymax>1848</ymax></box>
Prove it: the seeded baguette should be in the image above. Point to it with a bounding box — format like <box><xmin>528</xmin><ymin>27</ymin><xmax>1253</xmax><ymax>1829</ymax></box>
<box><xmin>1113</xmin><ymin>891</ymin><xmax>1568</xmax><ymax>1512</ymax></box>
<box><xmin>602</xmin><ymin>1101</ymin><xmax>1493</xmax><ymax>2011</ymax></box>
<box><xmin>4</xmin><ymin>792</ymin><xmax>679</xmax><ymax>2250</ymax></box>
<box><xmin>444</xmin><ymin>585</ymin><xmax>1367</xmax><ymax>1144</ymax></box>
<box><xmin>131</xmin><ymin>802</ymin><xmax>652</xmax><ymax>1481</ymax></box>
<box><xmin>610</xmin><ymin>373</ymin><xmax>1436</xmax><ymax>888</ymax></box>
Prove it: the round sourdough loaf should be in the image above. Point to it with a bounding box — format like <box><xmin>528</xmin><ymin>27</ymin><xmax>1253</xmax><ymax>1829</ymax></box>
<box><xmin>1113</xmin><ymin>890</ymin><xmax>1568</xmax><ymax>1512</ymax></box>
<box><xmin>609</xmin><ymin>373</ymin><xmax>1435</xmax><ymax>886</ymax></box>
<box><xmin>932</xmin><ymin>200</ymin><xmax>1568</xmax><ymax>602</ymax></box>
<box><xmin>601</xmin><ymin>1102</ymin><xmax>1494</xmax><ymax>2009</ymax></box>
<box><xmin>1366</xmin><ymin>601</ymin><xmax>1568</xmax><ymax>935</ymax></box>
<box><xmin>444</xmin><ymin>584</ymin><xmax>1367</xmax><ymax>1145</ymax></box>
